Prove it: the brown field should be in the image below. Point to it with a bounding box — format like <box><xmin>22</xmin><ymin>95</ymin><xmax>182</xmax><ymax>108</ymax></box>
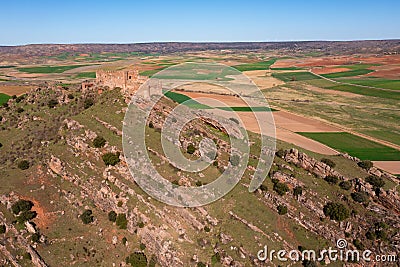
<box><xmin>373</xmin><ymin>161</ymin><xmax>400</xmax><ymax>174</ymax></box>
<box><xmin>0</xmin><ymin>85</ymin><xmax>33</xmax><ymax>96</ymax></box>
<box><xmin>312</xmin><ymin>67</ymin><xmax>351</xmax><ymax>74</ymax></box>
<box><xmin>242</xmin><ymin>70</ymin><xmax>285</xmax><ymax>89</ymax></box>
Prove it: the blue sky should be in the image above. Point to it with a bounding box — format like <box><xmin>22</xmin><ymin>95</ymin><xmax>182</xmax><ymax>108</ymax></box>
<box><xmin>1</xmin><ymin>0</ymin><xmax>399</xmax><ymax>45</ymax></box>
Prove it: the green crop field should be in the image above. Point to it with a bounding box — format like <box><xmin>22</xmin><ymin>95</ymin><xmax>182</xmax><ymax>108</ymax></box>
<box><xmin>270</xmin><ymin>67</ymin><xmax>304</xmax><ymax>70</ymax></box>
<box><xmin>233</xmin><ymin>59</ymin><xmax>277</xmax><ymax>71</ymax></box>
<box><xmin>336</xmin><ymin>78</ymin><xmax>400</xmax><ymax>90</ymax></box>
<box><xmin>297</xmin><ymin>132</ymin><xmax>400</xmax><ymax>161</ymax></box>
<box><xmin>164</xmin><ymin>91</ymin><xmax>211</xmax><ymax>109</ymax></box>
<box><xmin>321</xmin><ymin>69</ymin><xmax>374</xmax><ymax>78</ymax></box>
<box><xmin>0</xmin><ymin>93</ymin><xmax>11</xmax><ymax>105</ymax></box>
<box><xmin>327</xmin><ymin>84</ymin><xmax>400</xmax><ymax>100</ymax></box>
<box><xmin>139</xmin><ymin>67</ymin><xmax>167</xmax><ymax>77</ymax></box>
<box><xmin>74</xmin><ymin>72</ymin><xmax>96</xmax><ymax>79</ymax></box>
<box><xmin>0</xmin><ymin>65</ymin><xmax>15</xmax><ymax>69</ymax></box>
<box><xmin>272</xmin><ymin>71</ymin><xmax>320</xmax><ymax>82</ymax></box>
<box><xmin>18</xmin><ymin>64</ymin><xmax>91</xmax><ymax>74</ymax></box>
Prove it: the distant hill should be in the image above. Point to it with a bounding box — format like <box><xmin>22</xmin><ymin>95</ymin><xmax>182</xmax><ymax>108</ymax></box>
<box><xmin>0</xmin><ymin>40</ymin><xmax>399</xmax><ymax>57</ymax></box>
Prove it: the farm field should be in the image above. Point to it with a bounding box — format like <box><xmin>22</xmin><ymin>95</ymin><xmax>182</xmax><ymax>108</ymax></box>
<box><xmin>297</xmin><ymin>132</ymin><xmax>400</xmax><ymax>161</ymax></box>
<box><xmin>0</xmin><ymin>93</ymin><xmax>10</xmax><ymax>105</ymax></box>
<box><xmin>17</xmin><ymin>64</ymin><xmax>92</xmax><ymax>73</ymax></box>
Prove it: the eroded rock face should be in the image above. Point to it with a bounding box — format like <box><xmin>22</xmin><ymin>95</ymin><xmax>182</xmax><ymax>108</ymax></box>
<box><xmin>283</xmin><ymin>148</ymin><xmax>343</xmax><ymax>179</ymax></box>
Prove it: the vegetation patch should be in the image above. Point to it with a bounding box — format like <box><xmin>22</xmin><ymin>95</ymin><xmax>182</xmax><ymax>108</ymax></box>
<box><xmin>18</xmin><ymin>64</ymin><xmax>91</xmax><ymax>74</ymax></box>
<box><xmin>321</xmin><ymin>69</ymin><xmax>373</xmax><ymax>78</ymax></box>
<box><xmin>75</xmin><ymin>72</ymin><xmax>96</xmax><ymax>79</ymax></box>
<box><xmin>272</xmin><ymin>71</ymin><xmax>320</xmax><ymax>82</ymax></box>
<box><xmin>164</xmin><ymin>91</ymin><xmax>211</xmax><ymax>109</ymax></box>
<box><xmin>0</xmin><ymin>93</ymin><xmax>10</xmax><ymax>105</ymax></box>
<box><xmin>233</xmin><ymin>58</ymin><xmax>277</xmax><ymax>71</ymax></box>
<box><xmin>297</xmin><ymin>132</ymin><xmax>400</xmax><ymax>161</ymax></box>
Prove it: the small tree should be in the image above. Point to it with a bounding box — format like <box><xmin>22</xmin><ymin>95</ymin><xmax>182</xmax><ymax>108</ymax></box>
<box><xmin>108</xmin><ymin>210</ymin><xmax>117</xmax><ymax>222</ymax></box>
<box><xmin>93</xmin><ymin>136</ymin><xmax>106</xmax><ymax>148</ymax></box>
<box><xmin>17</xmin><ymin>210</ymin><xmax>37</xmax><ymax>223</ymax></box>
<box><xmin>365</xmin><ymin>175</ymin><xmax>385</xmax><ymax>189</ymax></box>
<box><xmin>324</xmin><ymin>175</ymin><xmax>339</xmax><ymax>185</ymax></box>
<box><xmin>84</xmin><ymin>98</ymin><xmax>94</xmax><ymax>109</ymax></box>
<box><xmin>358</xmin><ymin>160</ymin><xmax>373</xmax><ymax>171</ymax></box>
<box><xmin>0</xmin><ymin>224</ymin><xmax>6</xmax><ymax>234</ymax></box>
<box><xmin>11</xmin><ymin>199</ymin><xmax>34</xmax><ymax>215</ymax></box>
<box><xmin>339</xmin><ymin>181</ymin><xmax>352</xmax><ymax>190</ymax></box>
<box><xmin>126</xmin><ymin>252</ymin><xmax>147</xmax><ymax>267</ymax></box>
<box><xmin>102</xmin><ymin>152</ymin><xmax>120</xmax><ymax>166</ymax></box>
<box><xmin>229</xmin><ymin>154</ymin><xmax>240</xmax><ymax>166</ymax></box>
<box><xmin>351</xmin><ymin>191</ymin><xmax>369</xmax><ymax>204</ymax></box>
<box><xmin>321</xmin><ymin>158</ymin><xmax>336</xmax><ymax>168</ymax></box>
<box><xmin>187</xmin><ymin>143</ymin><xmax>196</xmax><ymax>154</ymax></box>
<box><xmin>323</xmin><ymin>202</ymin><xmax>350</xmax><ymax>221</ymax></box>
<box><xmin>116</xmin><ymin>213</ymin><xmax>127</xmax><ymax>229</ymax></box>
<box><xmin>293</xmin><ymin>186</ymin><xmax>303</xmax><ymax>197</ymax></box>
<box><xmin>272</xmin><ymin>180</ymin><xmax>289</xmax><ymax>196</ymax></box>
<box><xmin>275</xmin><ymin>149</ymin><xmax>285</xmax><ymax>158</ymax></box>
<box><xmin>18</xmin><ymin>160</ymin><xmax>30</xmax><ymax>170</ymax></box>
<box><xmin>277</xmin><ymin>204</ymin><xmax>288</xmax><ymax>215</ymax></box>
<box><xmin>80</xmin><ymin>209</ymin><xmax>94</xmax><ymax>224</ymax></box>
<box><xmin>47</xmin><ymin>99</ymin><xmax>58</xmax><ymax>108</ymax></box>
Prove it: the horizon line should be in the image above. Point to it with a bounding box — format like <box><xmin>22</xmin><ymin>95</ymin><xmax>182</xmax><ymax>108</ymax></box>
<box><xmin>1</xmin><ymin>39</ymin><xmax>399</xmax><ymax>47</ymax></box>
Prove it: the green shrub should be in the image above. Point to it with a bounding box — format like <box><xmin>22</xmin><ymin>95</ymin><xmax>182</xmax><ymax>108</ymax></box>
<box><xmin>122</xmin><ymin>237</ymin><xmax>128</xmax><ymax>245</ymax></box>
<box><xmin>293</xmin><ymin>186</ymin><xmax>303</xmax><ymax>196</ymax></box>
<box><xmin>358</xmin><ymin>160</ymin><xmax>373</xmax><ymax>170</ymax></box>
<box><xmin>23</xmin><ymin>252</ymin><xmax>31</xmax><ymax>260</ymax></box>
<box><xmin>140</xmin><ymin>243</ymin><xmax>146</xmax><ymax>250</ymax></box>
<box><xmin>204</xmin><ymin>226</ymin><xmax>210</xmax><ymax>232</ymax></box>
<box><xmin>80</xmin><ymin>209</ymin><xmax>94</xmax><ymax>224</ymax></box>
<box><xmin>324</xmin><ymin>175</ymin><xmax>339</xmax><ymax>185</ymax></box>
<box><xmin>137</xmin><ymin>221</ymin><xmax>145</xmax><ymax>228</ymax></box>
<box><xmin>275</xmin><ymin>149</ymin><xmax>285</xmax><ymax>158</ymax></box>
<box><xmin>323</xmin><ymin>202</ymin><xmax>350</xmax><ymax>221</ymax></box>
<box><xmin>102</xmin><ymin>152</ymin><xmax>120</xmax><ymax>166</ymax></box>
<box><xmin>321</xmin><ymin>158</ymin><xmax>336</xmax><ymax>168</ymax></box>
<box><xmin>366</xmin><ymin>230</ymin><xmax>376</xmax><ymax>240</ymax></box>
<box><xmin>17</xmin><ymin>160</ymin><xmax>30</xmax><ymax>170</ymax></box>
<box><xmin>277</xmin><ymin>204</ymin><xmax>288</xmax><ymax>215</ymax></box>
<box><xmin>67</xmin><ymin>94</ymin><xmax>74</xmax><ymax>99</ymax></box>
<box><xmin>126</xmin><ymin>252</ymin><xmax>147</xmax><ymax>267</ymax></box>
<box><xmin>211</xmin><ymin>252</ymin><xmax>221</xmax><ymax>264</ymax></box>
<box><xmin>31</xmin><ymin>233</ymin><xmax>40</xmax><ymax>243</ymax></box>
<box><xmin>84</xmin><ymin>98</ymin><xmax>94</xmax><ymax>109</ymax></box>
<box><xmin>17</xmin><ymin>210</ymin><xmax>37</xmax><ymax>223</ymax></box>
<box><xmin>197</xmin><ymin>262</ymin><xmax>206</xmax><ymax>267</ymax></box>
<box><xmin>339</xmin><ymin>181</ymin><xmax>352</xmax><ymax>190</ymax></box>
<box><xmin>116</xmin><ymin>213</ymin><xmax>127</xmax><ymax>229</ymax></box>
<box><xmin>259</xmin><ymin>184</ymin><xmax>268</xmax><ymax>192</ymax></box>
<box><xmin>365</xmin><ymin>175</ymin><xmax>385</xmax><ymax>189</ymax></box>
<box><xmin>108</xmin><ymin>211</ymin><xmax>117</xmax><ymax>222</ymax></box>
<box><xmin>187</xmin><ymin>143</ymin><xmax>196</xmax><ymax>154</ymax></box>
<box><xmin>0</xmin><ymin>224</ymin><xmax>6</xmax><ymax>234</ymax></box>
<box><xmin>16</xmin><ymin>107</ymin><xmax>24</xmax><ymax>113</ymax></box>
<box><xmin>353</xmin><ymin>239</ymin><xmax>364</xmax><ymax>250</ymax></box>
<box><xmin>351</xmin><ymin>191</ymin><xmax>369</xmax><ymax>203</ymax></box>
<box><xmin>47</xmin><ymin>99</ymin><xmax>58</xmax><ymax>108</ymax></box>
<box><xmin>272</xmin><ymin>180</ymin><xmax>289</xmax><ymax>196</ymax></box>
<box><xmin>229</xmin><ymin>154</ymin><xmax>240</xmax><ymax>166</ymax></box>
<box><xmin>11</xmin><ymin>200</ymin><xmax>34</xmax><ymax>215</ymax></box>
<box><xmin>93</xmin><ymin>136</ymin><xmax>106</xmax><ymax>148</ymax></box>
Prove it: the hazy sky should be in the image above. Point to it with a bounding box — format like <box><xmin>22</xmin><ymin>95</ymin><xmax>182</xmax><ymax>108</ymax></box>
<box><xmin>1</xmin><ymin>0</ymin><xmax>399</xmax><ymax>45</ymax></box>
